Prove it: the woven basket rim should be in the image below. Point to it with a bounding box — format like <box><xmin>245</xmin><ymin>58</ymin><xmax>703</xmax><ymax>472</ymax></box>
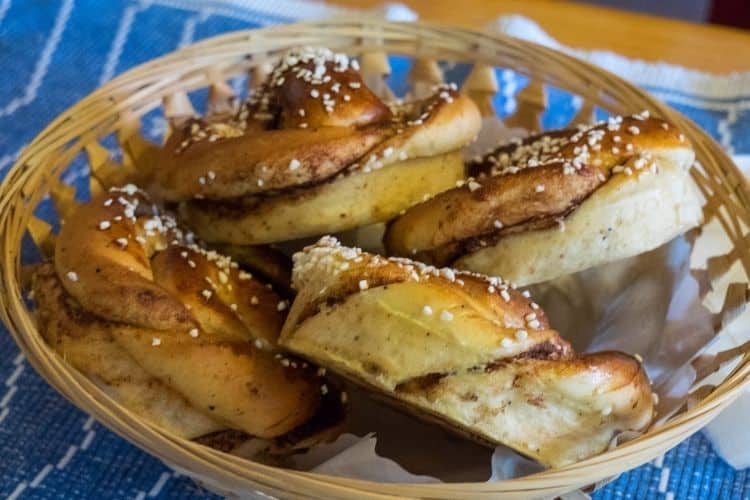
<box><xmin>1</xmin><ymin>19</ymin><xmax>750</xmax><ymax>498</ymax></box>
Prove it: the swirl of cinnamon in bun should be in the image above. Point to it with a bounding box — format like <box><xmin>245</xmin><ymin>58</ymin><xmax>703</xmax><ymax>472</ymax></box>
<box><xmin>384</xmin><ymin>113</ymin><xmax>703</xmax><ymax>285</ymax></box>
<box><xmin>149</xmin><ymin>47</ymin><xmax>481</xmax><ymax>245</ymax></box>
<box><xmin>279</xmin><ymin>237</ymin><xmax>655</xmax><ymax>467</ymax></box>
<box><xmin>42</xmin><ymin>185</ymin><xmax>341</xmax><ymax>440</ymax></box>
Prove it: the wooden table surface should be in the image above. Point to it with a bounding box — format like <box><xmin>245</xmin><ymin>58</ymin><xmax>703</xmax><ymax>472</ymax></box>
<box><xmin>329</xmin><ymin>0</ymin><xmax>750</xmax><ymax>73</ymax></box>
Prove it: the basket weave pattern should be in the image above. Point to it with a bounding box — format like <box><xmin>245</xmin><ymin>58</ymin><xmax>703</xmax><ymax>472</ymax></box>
<box><xmin>1</xmin><ymin>20</ymin><xmax>749</xmax><ymax>499</ymax></box>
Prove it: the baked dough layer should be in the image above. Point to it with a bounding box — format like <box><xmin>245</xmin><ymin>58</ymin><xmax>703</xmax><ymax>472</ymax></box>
<box><xmin>458</xmin><ymin>150</ymin><xmax>702</xmax><ymax>285</ymax></box>
<box><xmin>183</xmin><ymin>151</ymin><xmax>465</xmax><ymax>245</ymax></box>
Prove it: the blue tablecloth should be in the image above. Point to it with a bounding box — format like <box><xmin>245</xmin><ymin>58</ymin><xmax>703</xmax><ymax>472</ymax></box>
<box><xmin>1</xmin><ymin>1</ymin><xmax>749</xmax><ymax>498</ymax></box>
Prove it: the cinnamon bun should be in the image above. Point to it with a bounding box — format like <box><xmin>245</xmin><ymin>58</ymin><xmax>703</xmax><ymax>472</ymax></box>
<box><xmin>150</xmin><ymin>47</ymin><xmax>481</xmax><ymax>245</ymax></box>
<box><xmin>41</xmin><ymin>185</ymin><xmax>334</xmax><ymax>439</ymax></box>
<box><xmin>279</xmin><ymin>237</ymin><xmax>656</xmax><ymax>467</ymax></box>
<box><xmin>384</xmin><ymin>113</ymin><xmax>703</xmax><ymax>285</ymax></box>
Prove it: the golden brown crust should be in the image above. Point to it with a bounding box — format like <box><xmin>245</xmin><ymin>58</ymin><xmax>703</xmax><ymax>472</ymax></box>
<box><xmin>470</xmin><ymin>114</ymin><xmax>687</xmax><ymax>178</ymax></box>
<box><xmin>280</xmin><ymin>238</ymin><xmax>656</xmax><ymax>467</ymax></box>
<box><xmin>55</xmin><ymin>186</ymin><xmax>196</xmax><ymax>331</ymax></box>
<box><xmin>205</xmin><ymin>244</ymin><xmax>293</xmax><ymax>297</ymax></box>
<box><xmin>31</xmin><ymin>264</ymin><xmax>225</xmax><ymax>439</ymax></box>
<box><xmin>155</xmin><ymin>88</ymin><xmax>478</xmax><ymax>204</ymax></box>
<box><xmin>384</xmin><ymin>114</ymin><xmax>696</xmax><ymax>268</ymax></box>
<box><xmin>46</xmin><ymin>187</ymin><xmax>328</xmax><ymax>438</ymax></box>
<box><xmin>157</xmin><ymin>125</ymin><xmax>389</xmax><ymax>201</ymax></box>
<box><xmin>150</xmin><ymin>48</ymin><xmax>479</xmax><ymax>204</ymax></box>
<box><xmin>273</xmin><ymin>58</ymin><xmax>391</xmax><ymax>129</ymax></box>
<box><xmin>456</xmin><ymin>157</ymin><xmax>703</xmax><ymax>285</ymax></box>
<box><xmin>150</xmin><ymin>245</ymin><xmax>284</xmax><ymax>345</ymax></box>
<box><xmin>109</xmin><ymin>326</ymin><xmax>321</xmax><ymax>437</ymax></box>
<box><xmin>385</xmin><ymin>162</ymin><xmax>602</xmax><ymax>263</ymax></box>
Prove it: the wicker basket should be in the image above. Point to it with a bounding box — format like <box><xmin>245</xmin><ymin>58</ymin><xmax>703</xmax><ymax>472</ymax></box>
<box><xmin>1</xmin><ymin>20</ymin><xmax>750</xmax><ymax>499</ymax></box>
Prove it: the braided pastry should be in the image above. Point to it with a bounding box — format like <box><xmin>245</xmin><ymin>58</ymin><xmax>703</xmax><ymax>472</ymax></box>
<box><xmin>32</xmin><ymin>264</ymin><xmax>224</xmax><ymax>439</ymax></box>
<box><xmin>280</xmin><ymin>237</ymin><xmax>655</xmax><ymax>467</ymax></box>
<box><xmin>150</xmin><ymin>47</ymin><xmax>481</xmax><ymax>245</ymax></box>
<box><xmin>45</xmin><ymin>185</ymin><xmax>331</xmax><ymax>439</ymax></box>
<box><xmin>384</xmin><ymin>113</ymin><xmax>703</xmax><ymax>285</ymax></box>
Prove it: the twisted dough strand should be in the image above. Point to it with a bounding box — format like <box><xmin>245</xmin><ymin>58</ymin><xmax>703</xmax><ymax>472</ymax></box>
<box><xmin>32</xmin><ymin>264</ymin><xmax>224</xmax><ymax>439</ymax></box>
<box><xmin>50</xmin><ymin>186</ymin><xmax>324</xmax><ymax>438</ymax></box>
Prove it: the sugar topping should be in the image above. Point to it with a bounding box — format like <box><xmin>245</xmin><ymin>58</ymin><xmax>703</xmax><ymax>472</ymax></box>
<box><xmin>172</xmin><ymin>47</ymin><xmax>465</xmax><ymax>198</ymax></box>
<box><xmin>345</xmin><ymin>83</ymin><xmax>458</xmax><ymax>177</ymax></box>
<box><xmin>176</xmin><ymin>119</ymin><xmax>244</xmax><ymax>154</ymax></box>
<box><xmin>273</xmin><ymin>47</ymin><xmax>357</xmax><ymax>86</ymax></box>
<box><xmin>440</xmin><ymin>310</ymin><xmax>454</xmax><ymax>321</ymax></box>
<box><xmin>175</xmin><ymin>47</ymin><xmax>365</xmax><ymax>154</ymax></box>
<box><xmin>264</xmin><ymin>47</ymin><xmax>363</xmax><ymax>119</ymax></box>
<box><xmin>472</xmin><ymin>112</ymin><xmax>675</xmax><ymax>179</ymax></box>
<box><xmin>96</xmin><ymin>186</ymin><xmax>286</xmax><ymax>332</ymax></box>
<box><xmin>292</xmin><ymin>236</ymin><xmax>535</xmax><ymax>315</ymax></box>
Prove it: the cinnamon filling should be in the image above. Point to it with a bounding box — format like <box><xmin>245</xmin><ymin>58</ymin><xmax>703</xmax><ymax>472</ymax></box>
<box><xmin>394</xmin><ymin>342</ymin><xmax>570</xmax><ymax>396</ymax></box>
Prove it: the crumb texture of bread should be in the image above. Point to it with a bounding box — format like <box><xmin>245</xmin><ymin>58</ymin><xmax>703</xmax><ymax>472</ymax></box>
<box><xmin>458</xmin><ymin>153</ymin><xmax>703</xmax><ymax>285</ymax></box>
